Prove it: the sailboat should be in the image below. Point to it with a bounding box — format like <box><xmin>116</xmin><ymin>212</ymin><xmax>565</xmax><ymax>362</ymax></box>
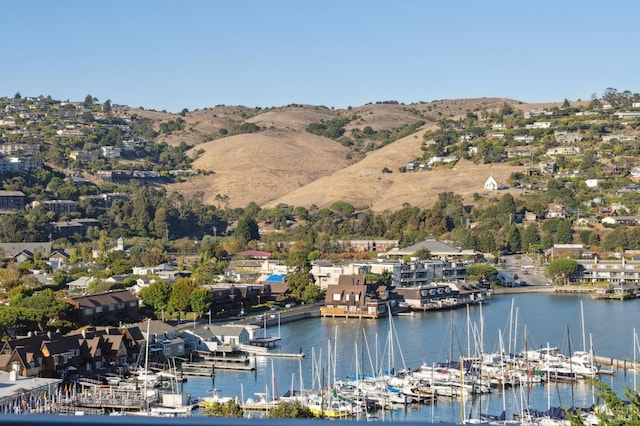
<box><xmin>129</xmin><ymin>320</ymin><xmax>195</xmax><ymax>417</ymax></box>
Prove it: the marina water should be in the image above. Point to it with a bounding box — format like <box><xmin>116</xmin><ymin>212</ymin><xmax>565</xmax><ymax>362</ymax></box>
<box><xmin>182</xmin><ymin>294</ymin><xmax>640</xmax><ymax>422</ymax></box>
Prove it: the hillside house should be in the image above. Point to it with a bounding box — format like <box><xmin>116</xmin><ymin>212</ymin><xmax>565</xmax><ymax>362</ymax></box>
<box><xmin>0</xmin><ymin>242</ymin><xmax>51</xmax><ymax>260</ymax></box>
<box><xmin>546</xmin><ymin>203</ymin><xmax>566</xmax><ymax>219</ymax></box>
<box><xmin>484</xmin><ymin>175</ymin><xmax>499</xmax><ymax>191</ymax></box>
<box><xmin>0</xmin><ymin>190</ymin><xmax>25</xmax><ymax>210</ymax></box>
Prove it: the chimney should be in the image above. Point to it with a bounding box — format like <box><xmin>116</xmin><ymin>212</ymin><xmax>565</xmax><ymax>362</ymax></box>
<box><xmin>9</xmin><ymin>362</ymin><xmax>19</xmax><ymax>382</ymax></box>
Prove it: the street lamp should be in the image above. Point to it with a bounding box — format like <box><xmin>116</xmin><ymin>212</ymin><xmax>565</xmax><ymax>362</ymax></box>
<box><xmin>240</xmin><ymin>302</ymin><xmax>244</xmax><ymax>318</ymax></box>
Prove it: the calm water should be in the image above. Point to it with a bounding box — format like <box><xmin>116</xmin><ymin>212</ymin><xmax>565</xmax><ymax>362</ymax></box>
<box><xmin>183</xmin><ymin>294</ymin><xmax>640</xmax><ymax>423</ymax></box>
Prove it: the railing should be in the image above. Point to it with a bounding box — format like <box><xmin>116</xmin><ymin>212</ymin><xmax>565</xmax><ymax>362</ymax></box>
<box><xmin>0</xmin><ymin>415</ymin><xmax>457</xmax><ymax>426</ymax></box>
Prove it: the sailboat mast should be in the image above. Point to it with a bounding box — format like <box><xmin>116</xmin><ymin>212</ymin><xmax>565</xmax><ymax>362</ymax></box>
<box><xmin>580</xmin><ymin>300</ymin><xmax>586</xmax><ymax>352</ymax></box>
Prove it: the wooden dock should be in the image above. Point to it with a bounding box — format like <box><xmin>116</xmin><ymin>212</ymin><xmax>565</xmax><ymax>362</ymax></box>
<box><xmin>595</xmin><ymin>355</ymin><xmax>640</xmax><ymax>372</ymax></box>
<box><xmin>180</xmin><ymin>362</ymin><xmax>215</xmax><ymax>377</ymax></box>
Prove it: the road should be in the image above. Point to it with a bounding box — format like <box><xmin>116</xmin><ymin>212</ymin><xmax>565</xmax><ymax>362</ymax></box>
<box><xmin>497</xmin><ymin>254</ymin><xmax>549</xmax><ymax>288</ymax></box>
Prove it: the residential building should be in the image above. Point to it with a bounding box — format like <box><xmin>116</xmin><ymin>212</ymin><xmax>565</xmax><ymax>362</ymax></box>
<box><xmin>336</xmin><ymin>239</ymin><xmax>399</xmax><ymax>253</ymax></box>
<box><xmin>383</xmin><ymin>235</ymin><xmax>479</xmax><ymax>260</ymax></box>
<box><xmin>100</xmin><ymin>146</ymin><xmax>121</xmax><ymax>158</ymax></box>
<box><xmin>394</xmin><ymin>282</ymin><xmax>488</xmax><ymax>309</ymax></box>
<box><xmin>0</xmin><ymin>190</ymin><xmax>25</xmax><ymax>210</ymax></box>
<box><xmin>50</xmin><ymin>218</ymin><xmax>99</xmax><ymax>238</ymax></box>
<box><xmin>31</xmin><ymin>200</ymin><xmax>77</xmax><ymax>213</ymax></box>
<box><xmin>131</xmin><ymin>320</ymin><xmax>185</xmax><ymax>361</ymax></box>
<box><xmin>67</xmin><ymin>290</ymin><xmax>140</xmax><ymax>325</ymax></box>
<box><xmin>546</xmin><ymin>203</ymin><xmax>566</xmax><ymax>219</ymax></box>
<box><xmin>321</xmin><ymin>275</ymin><xmax>390</xmax><ymax>318</ymax></box>
<box><xmin>0</xmin><ymin>242</ymin><xmax>51</xmax><ymax>259</ymax></box>
<box><xmin>0</xmin><ymin>144</ymin><xmax>40</xmax><ymax>155</ymax></box>
<box><xmin>576</xmin><ymin>257</ymin><xmax>640</xmax><ymax>286</ymax></box>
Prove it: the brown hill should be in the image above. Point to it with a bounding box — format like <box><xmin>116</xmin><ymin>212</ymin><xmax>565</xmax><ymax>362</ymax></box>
<box><xmin>166</xmin><ymin>129</ymin><xmax>350</xmax><ymax>207</ymax></box>
<box><xmin>152</xmin><ymin>98</ymin><xmax>569</xmax><ymax>211</ymax></box>
<box><xmin>264</xmin><ymin>124</ymin><xmax>520</xmax><ymax>211</ymax></box>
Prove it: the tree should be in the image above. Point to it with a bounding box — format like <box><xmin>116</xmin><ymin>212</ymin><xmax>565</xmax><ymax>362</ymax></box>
<box><xmin>139</xmin><ymin>281</ymin><xmax>172</xmax><ymax>312</ymax></box>
<box><xmin>168</xmin><ymin>278</ymin><xmax>196</xmax><ymax>314</ymax></box>
<box><xmin>269</xmin><ymin>400</ymin><xmax>315</xmax><ymax>418</ymax></box>
<box><xmin>84</xmin><ymin>94</ymin><xmax>94</xmax><ymax>108</ymax></box>
<box><xmin>546</xmin><ymin>258</ymin><xmax>579</xmax><ymax>285</ymax></box>
<box><xmin>522</xmin><ymin>224</ymin><xmax>541</xmax><ymax>250</ymax></box>
<box><xmin>506</xmin><ymin>225</ymin><xmax>522</xmax><ymax>254</ymax></box>
<box><xmin>201</xmin><ymin>400</ymin><xmax>243</xmax><ymax>417</ymax></box>
<box><xmin>189</xmin><ymin>287</ymin><xmax>212</xmax><ymax>318</ymax></box>
<box><xmin>285</xmin><ymin>249</ymin><xmax>321</xmax><ymax>303</ymax></box>
<box><xmin>233</xmin><ymin>216</ymin><xmax>259</xmax><ymax>243</ymax></box>
<box><xmin>466</xmin><ymin>264</ymin><xmax>498</xmax><ymax>285</ymax></box>
<box><xmin>567</xmin><ymin>380</ymin><xmax>640</xmax><ymax>425</ymax></box>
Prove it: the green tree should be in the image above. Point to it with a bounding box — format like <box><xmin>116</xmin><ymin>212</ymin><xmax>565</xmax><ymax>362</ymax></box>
<box><xmin>139</xmin><ymin>281</ymin><xmax>172</xmax><ymax>312</ymax></box>
<box><xmin>506</xmin><ymin>225</ymin><xmax>522</xmax><ymax>254</ymax></box>
<box><xmin>168</xmin><ymin>278</ymin><xmax>196</xmax><ymax>314</ymax></box>
<box><xmin>466</xmin><ymin>264</ymin><xmax>498</xmax><ymax>285</ymax></box>
<box><xmin>201</xmin><ymin>400</ymin><xmax>243</xmax><ymax>417</ymax></box>
<box><xmin>285</xmin><ymin>249</ymin><xmax>321</xmax><ymax>303</ymax></box>
<box><xmin>189</xmin><ymin>287</ymin><xmax>212</xmax><ymax>317</ymax></box>
<box><xmin>233</xmin><ymin>216</ymin><xmax>259</xmax><ymax>243</ymax></box>
<box><xmin>522</xmin><ymin>224</ymin><xmax>541</xmax><ymax>250</ymax></box>
<box><xmin>547</xmin><ymin>258</ymin><xmax>579</xmax><ymax>285</ymax></box>
<box><xmin>567</xmin><ymin>380</ymin><xmax>640</xmax><ymax>425</ymax></box>
<box><xmin>331</xmin><ymin>200</ymin><xmax>355</xmax><ymax>217</ymax></box>
<box><xmin>269</xmin><ymin>400</ymin><xmax>315</xmax><ymax>418</ymax></box>
<box><xmin>556</xmin><ymin>220</ymin><xmax>574</xmax><ymax>244</ymax></box>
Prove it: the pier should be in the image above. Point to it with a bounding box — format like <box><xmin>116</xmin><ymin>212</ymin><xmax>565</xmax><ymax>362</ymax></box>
<box><xmin>595</xmin><ymin>355</ymin><xmax>640</xmax><ymax>372</ymax></box>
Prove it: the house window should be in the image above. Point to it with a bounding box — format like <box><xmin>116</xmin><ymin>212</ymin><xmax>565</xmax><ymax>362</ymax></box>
<box><xmin>96</xmin><ymin>306</ymin><xmax>103</xmax><ymax>313</ymax></box>
<box><xmin>129</xmin><ymin>301</ymin><xmax>137</xmax><ymax>307</ymax></box>
<box><xmin>118</xmin><ymin>303</ymin><xmax>125</xmax><ymax>309</ymax></box>
<box><xmin>85</xmin><ymin>307</ymin><xmax>94</xmax><ymax>316</ymax></box>
<box><xmin>108</xmin><ymin>304</ymin><xmax>116</xmax><ymax>311</ymax></box>
<box><xmin>96</xmin><ymin>348</ymin><xmax>101</xmax><ymax>356</ymax></box>
<box><xmin>355</xmin><ymin>294</ymin><xmax>360</xmax><ymax>302</ymax></box>
<box><xmin>164</xmin><ymin>347</ymin><xmax>171</xmax><ymax>356</ymax></box>
<box><xmin>346</xmin><ymin>294</ymin><xmax>350</xmax><ymax>302</ymax></box>
<box><xmin>332</xmin><ymin>293</ymin><xmax>341</xmax><ymax>301</ymax></box>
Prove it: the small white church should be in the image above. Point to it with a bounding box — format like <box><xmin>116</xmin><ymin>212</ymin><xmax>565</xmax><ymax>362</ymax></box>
<box><xmin>483</xmin><ymin>175</ymin><xmax>500</xmax><ymax>191</ymax></box>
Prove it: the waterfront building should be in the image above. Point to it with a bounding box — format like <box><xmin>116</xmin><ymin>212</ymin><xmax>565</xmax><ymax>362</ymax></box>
<box><xmin>576</xmin><ymin>256</ymin><xmax>640</xmax><ymax>286</ymax></box>
<box><xmin>130</xmin><ymin>319</ymin><xmax>185</xmax><ymax>361</ymax></box>
<box><xmin>394</xmin><ymin>282</ymin><xmax>490</xmax><ymax>310</ymax></box>
<box><xmin>0</xmin><ymin>369</ymin><xmax>61</xmax><ymax>414</ymax></box>
<box><xmin>321</xmin><ymin>274</ymin><xmax>390</xmax><ymax>318</ymax></box>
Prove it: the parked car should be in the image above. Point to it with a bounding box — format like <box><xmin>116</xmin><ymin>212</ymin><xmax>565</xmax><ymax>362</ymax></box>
<box><xmin>285</xmin><ymin>302</ymin><xmax>296</xmax><ymax>308</ymax></box>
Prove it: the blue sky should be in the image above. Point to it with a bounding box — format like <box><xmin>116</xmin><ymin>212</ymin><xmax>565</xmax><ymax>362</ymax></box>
<box><xmin>2</xmin><ymin>1</ymin><xmax>638</xmax><ymax>112</ymax></box>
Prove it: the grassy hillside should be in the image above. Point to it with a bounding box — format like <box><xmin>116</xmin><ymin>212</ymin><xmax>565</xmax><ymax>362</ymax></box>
<box><xmin>141</xmin><ymin>98</ymin><xmax>568</xmax><ymax>211</ymax></box>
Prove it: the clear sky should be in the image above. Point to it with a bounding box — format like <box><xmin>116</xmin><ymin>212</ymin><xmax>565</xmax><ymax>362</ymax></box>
<box><xmin>2</xmin><ymin>1</ymin><xmax>638</xmax><ymax>113</ymax></box>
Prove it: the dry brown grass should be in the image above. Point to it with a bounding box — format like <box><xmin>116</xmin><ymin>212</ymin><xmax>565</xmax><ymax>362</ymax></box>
<box><xmin>166</xmin><ymin>129</ymin><xmax>350</xmax><ymax>207</ymax></box>
<box><xmin>149</xmin><ymin>98</ymin><xmax>572</xmax><ymax>211</ymax></box>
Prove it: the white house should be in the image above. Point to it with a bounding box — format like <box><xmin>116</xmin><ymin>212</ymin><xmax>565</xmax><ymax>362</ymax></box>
<box><xmin>484</xmin><ymin>176</ymin><xmax>499</xmax><ymax>191</ymax></box>
<box><xmin>585</xmin><ymin>179</ymin><xmax>599</xmax><ymax>188</ymax></box>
